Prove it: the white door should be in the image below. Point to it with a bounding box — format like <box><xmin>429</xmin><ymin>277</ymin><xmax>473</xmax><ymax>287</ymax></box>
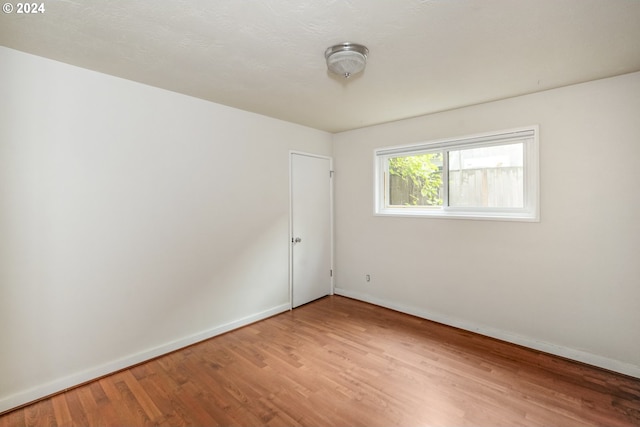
<box><xmin>290</xmin><ymin>153</ymin><xmax>332</xmax><ymax>308</ymax></box>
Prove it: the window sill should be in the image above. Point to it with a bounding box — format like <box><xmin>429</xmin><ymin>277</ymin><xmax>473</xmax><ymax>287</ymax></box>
<box><xmin>374</xmin><ymin>208</ymin><xmax>539</xmax><ymax>222</ymax></box>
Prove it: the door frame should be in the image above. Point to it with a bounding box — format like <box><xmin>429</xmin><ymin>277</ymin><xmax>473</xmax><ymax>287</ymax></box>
<box><xmin>289</xmin><ymin>151</ymin><xmax>334</xmax><ymax>309</ymax></box>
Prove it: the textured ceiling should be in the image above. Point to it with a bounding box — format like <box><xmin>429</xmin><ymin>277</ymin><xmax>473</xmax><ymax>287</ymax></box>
<box><xmin>1</xmin><ymin>0</ymin><xmax>640</xmax><ymax>133</ymax></box>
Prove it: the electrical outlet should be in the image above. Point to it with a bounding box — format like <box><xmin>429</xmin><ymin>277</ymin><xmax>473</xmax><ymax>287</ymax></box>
<box><xmin>365</xmin><ymin>274</ymin><xmax>371</xmax><ymax>282</ymax></box>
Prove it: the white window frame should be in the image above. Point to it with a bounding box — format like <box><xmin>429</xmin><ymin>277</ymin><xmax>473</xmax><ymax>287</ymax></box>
<box><xmin>374</xmin><ymin>126</ymin><xmax>539</xmax><ymax>222</ymax></box>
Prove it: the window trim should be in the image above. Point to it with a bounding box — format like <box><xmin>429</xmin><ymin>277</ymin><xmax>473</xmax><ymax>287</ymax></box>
<box><xmin>374</xmin><ymin>126</ymin><xmax>539</xmax><ymax>222</ymax></box>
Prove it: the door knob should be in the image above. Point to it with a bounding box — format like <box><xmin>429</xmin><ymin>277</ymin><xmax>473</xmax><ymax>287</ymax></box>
<box><xmin>294</xmin><ymin>237</ymin><xmax>302</xmax><ymax>243</ymax></box>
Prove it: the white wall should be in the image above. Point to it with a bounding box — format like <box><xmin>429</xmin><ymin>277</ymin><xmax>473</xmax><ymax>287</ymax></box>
<box><xmin>0</xmin><ymin>46</ymin><xmax>332</xmax><ymax>412</ymax></box>
<box><xmin>333</xmin><ymin>72</ymin><xmax>640</xmax><ymax>377</ymax></box>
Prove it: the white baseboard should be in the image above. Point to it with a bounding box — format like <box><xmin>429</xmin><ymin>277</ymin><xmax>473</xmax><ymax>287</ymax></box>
<box><xmin>334</xmin><ymin>287</ymin><xmax>640</xmax><ymax>379</ymax></box>
<box><xmin>0</xmin><ymin>303</ymin><xmax>290</xmax><ymax>414</ymax></box>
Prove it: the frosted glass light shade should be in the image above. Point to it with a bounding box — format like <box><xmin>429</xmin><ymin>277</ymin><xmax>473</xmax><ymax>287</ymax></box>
<box><xmin>325</xmin><ymin>43</ymin><xmax>369</xmax><ymax>79</ymax></box>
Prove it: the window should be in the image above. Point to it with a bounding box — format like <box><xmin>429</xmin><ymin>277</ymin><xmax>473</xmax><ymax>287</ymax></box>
<box><xmin>374</xmin><ymin>126</ymin><xmax>539</xmax><ymax>221</ymax></box>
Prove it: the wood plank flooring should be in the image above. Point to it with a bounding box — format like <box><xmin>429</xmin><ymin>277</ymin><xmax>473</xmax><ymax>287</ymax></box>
<box><xmin>2</xmin><ymin>295</ymin><xmax>639</xmax><ymax>426</ymax></box>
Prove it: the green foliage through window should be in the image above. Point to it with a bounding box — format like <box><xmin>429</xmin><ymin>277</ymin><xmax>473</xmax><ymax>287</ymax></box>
<box><xmin>388</xmin><ymin>153</ymin><xmax>443</xmax><ymax>206</ymax></box>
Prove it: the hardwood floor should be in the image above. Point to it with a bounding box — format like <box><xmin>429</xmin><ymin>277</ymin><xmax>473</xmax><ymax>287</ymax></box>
<box><xmin>2</xmin><ymin>295</ymin><xmax>639</xmax><ymax>426</ymax></box>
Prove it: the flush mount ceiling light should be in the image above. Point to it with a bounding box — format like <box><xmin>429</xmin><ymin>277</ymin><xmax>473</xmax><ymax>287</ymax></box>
<box><xmin>325</xmin><ymin>42</ymin><xmax>369</xmax><ymax>79</ymax></box>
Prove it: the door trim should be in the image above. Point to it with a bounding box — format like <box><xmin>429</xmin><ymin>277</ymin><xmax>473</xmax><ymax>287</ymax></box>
<box><xmin>289</xmin><ymin>151</ymin><xmax>334</xmax><ymax>309</ymax></box>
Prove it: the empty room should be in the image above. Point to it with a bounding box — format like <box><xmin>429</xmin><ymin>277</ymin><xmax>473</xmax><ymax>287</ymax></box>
<box><xmin>1</xmin><ymin>1</ymin><xmax>639</xmax><ymax>426</ymax></box>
